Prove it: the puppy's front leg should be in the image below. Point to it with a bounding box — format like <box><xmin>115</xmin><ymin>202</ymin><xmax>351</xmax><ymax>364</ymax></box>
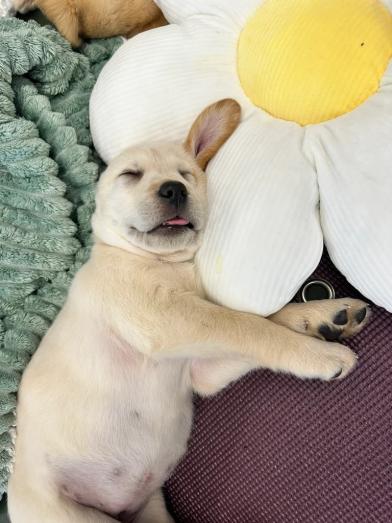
<box><xmin>111</xmin><ymin>294</ymin><xmax>357</xmax><ymax>382</ymax></box>
<box><xmin>191</xmin><ymin>298</ymin><xmax>369</xmax><ymax>396</ymax></box>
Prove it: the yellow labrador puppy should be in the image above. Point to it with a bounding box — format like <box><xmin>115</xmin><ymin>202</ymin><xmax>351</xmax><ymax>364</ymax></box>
<box><xmin>8</xmin><ymin>100</ymin><xmax>369</xmax><ymax>523</ymax></box>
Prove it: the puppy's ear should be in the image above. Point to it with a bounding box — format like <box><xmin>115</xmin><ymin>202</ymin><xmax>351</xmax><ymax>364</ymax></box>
<box><xmin>184</xmin><ymin>99</ymin><xmax>241</xmax><ymax>171</ymax></box>
<box><xmin>36</xmin><ymin>0</ymin><xmax>82</xmax><ymax>47</ymax></box>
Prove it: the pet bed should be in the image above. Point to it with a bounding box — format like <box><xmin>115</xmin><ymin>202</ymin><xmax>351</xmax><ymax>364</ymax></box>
<box><xmin>0</xmin><ymin>16</ymin><xmax>121</xmax><ymax>492</ymax></box>
<box><xmin>165</xmin><ymin>254</ymin><xmax>392</xmax><ymax>522</ymax></box>
<box><xmin>0</xmin><ymin>13</ymin><xmax>391</xmax><ymax>523</ymax></box>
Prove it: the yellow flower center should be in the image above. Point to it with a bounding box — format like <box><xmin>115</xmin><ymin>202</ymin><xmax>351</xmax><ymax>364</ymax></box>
<box><xmin>237</xmin><ymin>0</ymin><xmax>392</xmax><ymax>125</ymax></box>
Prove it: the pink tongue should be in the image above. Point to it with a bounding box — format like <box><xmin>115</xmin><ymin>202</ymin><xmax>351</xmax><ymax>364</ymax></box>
<box><xmin>164</xmin><ymin>217</ymin><xmax>189</xmax><ymax>226</ymax></box>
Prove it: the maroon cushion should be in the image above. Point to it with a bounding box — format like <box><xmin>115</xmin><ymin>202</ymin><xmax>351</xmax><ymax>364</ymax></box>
<box><xmin>165</xmin><ymin>254</ymin><xmax>392</xmax><ymax>522</ymax></box>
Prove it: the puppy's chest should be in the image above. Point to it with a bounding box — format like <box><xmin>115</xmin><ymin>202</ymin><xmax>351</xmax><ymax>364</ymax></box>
<box><xmin>136</xmin><ymin>258</ymin><xmax>204</xmax><ymax>297</ymax></box>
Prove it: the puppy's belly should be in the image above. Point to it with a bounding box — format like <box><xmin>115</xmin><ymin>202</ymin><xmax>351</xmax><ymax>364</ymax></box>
<box><xmin>48</xmin><ymin>333</ymin><xmax>193</xmax><ymax>517</ymax></box>
<box><xmin>56</xmin><ymin>459</ymin><xmax>158</xmax><ymax>519</ymax></box>
<box><xmin>52</xmin><ymin>407</ymin><xmax>191</xmax><ymax>517</ymax></box>
<box><xmin>54</xmin><ymin>399</ymin><xmax>191</xmax><ymax>517</ymax></box>
<box><xmin>17</xmin><ymin>314</ymin><xmax>193</xmax><ymax>517</ymax></box>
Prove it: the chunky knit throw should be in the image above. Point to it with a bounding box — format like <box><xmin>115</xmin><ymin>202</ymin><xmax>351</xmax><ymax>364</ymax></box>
<box><xmin>0</xmin><ymin>17</ymin><xmax>120</xmax><ymax>492</ymax></box>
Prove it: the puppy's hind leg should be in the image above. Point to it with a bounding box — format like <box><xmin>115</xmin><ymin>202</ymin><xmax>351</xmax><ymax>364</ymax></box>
<box><xmin>135</xmin><ymin>490</ymin><xmax>174</xmax><ymax>523</ymax></box>
<box><xmin>8</xmin><ymin>474</ymin><xmax>116</xmax><ymax>523</ymax></box>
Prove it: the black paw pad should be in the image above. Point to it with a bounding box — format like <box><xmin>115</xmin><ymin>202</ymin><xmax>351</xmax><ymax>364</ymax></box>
<box><xmin>355</xmin><ymin>307</ymin><xmax>368</xmax><ymax>324</ymax></box>
<box><xmin>333</xmin><ymin>309</ymin><xmax>348</xmax><ymax>326</ymax></box>
<box><xmin>319</xmin><ymin>324</ymin><xmax>342</xmax><ymax>341</ymax></box>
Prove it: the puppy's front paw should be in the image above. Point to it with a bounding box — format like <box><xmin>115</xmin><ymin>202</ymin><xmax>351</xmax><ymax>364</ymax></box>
<box><xmin>316</xmin><ymin>299</ymin><xmax>370</xmax><ymax>341</ymax></box>
<box><xmin>297</xmin><ymin>298</ymin><xmax>371</xmax><ymax>341</ymax></box>
<box><xmin>294</xmin><ymin>339</ymin><xmax>358</xmax><ymax>382</ymax></box>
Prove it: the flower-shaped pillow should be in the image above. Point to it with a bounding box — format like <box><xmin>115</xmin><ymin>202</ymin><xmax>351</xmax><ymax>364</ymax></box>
<box><xmin>91</xmin><ymin>0</ymin><xmax>392</xmax><ymax>315</ymax></box>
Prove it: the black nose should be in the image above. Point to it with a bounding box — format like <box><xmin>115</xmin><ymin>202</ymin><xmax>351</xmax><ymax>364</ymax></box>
<box><xmin>158</xmin><ymin>181</ymin><xmax>187</xmax><ymax>208</ymax></box>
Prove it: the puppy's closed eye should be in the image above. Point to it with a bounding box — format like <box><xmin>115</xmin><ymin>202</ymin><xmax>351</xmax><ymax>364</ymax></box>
<box><xmin>178</xmin><ymin>169</ymin><xmax>194</xmax><ymax>182</ymax></box>
<box><xmin>120</xmin><ymin>169</ymin><xmax>144</xmax><ymax>179</ymax></box>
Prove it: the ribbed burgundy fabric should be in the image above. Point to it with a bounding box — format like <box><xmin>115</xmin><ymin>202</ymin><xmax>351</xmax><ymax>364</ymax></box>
<box><xmin>165</xmin><ymin>254</ymin><xmax>392</xmax><ymax>523</ymax></box>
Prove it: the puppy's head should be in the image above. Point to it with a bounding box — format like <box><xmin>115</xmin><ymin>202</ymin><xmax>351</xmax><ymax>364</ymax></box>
<box><xmin>92</xmin><ymin>99</ymin><xmax>241</xmax><ymax>260</ymax></box>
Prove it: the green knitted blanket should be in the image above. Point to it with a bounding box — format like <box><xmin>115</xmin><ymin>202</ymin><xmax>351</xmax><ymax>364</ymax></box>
<box><xmin>0</xmin><ymin>17</ymin><xmax>121</xmax><ymax>493</ymax></box>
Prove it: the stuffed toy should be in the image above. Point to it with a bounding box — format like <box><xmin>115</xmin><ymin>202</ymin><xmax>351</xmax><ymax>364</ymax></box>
<box><xmin>91</xmin><ymin>0</ymin><xmax>392</xmax><ymax>316</ymax></box>
<box><xmin>12</xmin><ymin>0</ymin><xmax>167</xmax><ymax>46</ymax></box>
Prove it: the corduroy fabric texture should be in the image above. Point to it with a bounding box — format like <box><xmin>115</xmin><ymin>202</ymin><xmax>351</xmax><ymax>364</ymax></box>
<box><xmin>0</xmin><ymin>17</ymin><xmax>121</xmax><ymax>493</ymax></box>
<box><xmin>166</xmin><ymin>253</ymin><xmax>392</xmax><ymax>523</ymax></box>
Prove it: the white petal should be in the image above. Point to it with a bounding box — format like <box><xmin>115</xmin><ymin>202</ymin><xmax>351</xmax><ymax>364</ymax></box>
<box><xmin>306</xmin><ymin>62</ymin><xmax>392</xmax><ymax>311</ymax></box>
<box><xmin>197</xmin><ymin>112</ymin><xmax>323</xmax><ymax>316</ymax></box>
<box><xmin>155</xmin><ymin>0</ymin><xmax>262</xmax><ymax>27</ymax></box>
<box><xmin>90</xmin><ymin>23</ymin><xmax>249</xmax><ymax>164</ymax></box>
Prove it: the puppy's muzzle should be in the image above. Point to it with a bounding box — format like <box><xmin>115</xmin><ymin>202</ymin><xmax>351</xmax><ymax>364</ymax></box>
<box><xmin>158</xmin><ymin>182</ymin><xmax>187</xmax><ymax>209</ymax></box>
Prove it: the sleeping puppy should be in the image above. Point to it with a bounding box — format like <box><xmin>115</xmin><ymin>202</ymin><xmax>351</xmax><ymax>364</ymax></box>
<box><xmin>8</xmin><ymin>99</ymin><xmax>370</xmax><ymax>523</ymax></box>
<box><xmin>13</xmin><ymin>0</ymin><xmax>167</xmax><ymax>47</ymax></box>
